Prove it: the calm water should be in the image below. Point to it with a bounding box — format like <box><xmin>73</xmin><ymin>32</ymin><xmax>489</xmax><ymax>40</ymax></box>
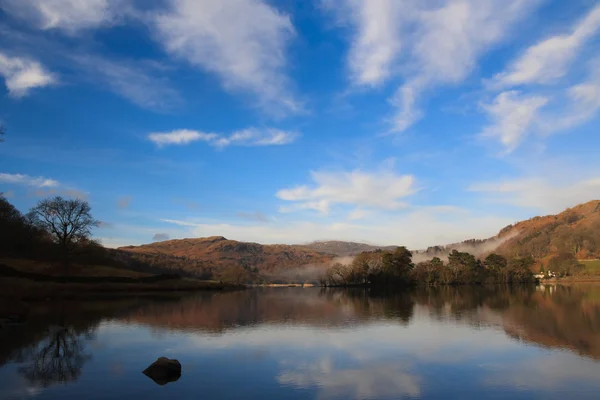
<box><xmin>1</xmin><ymin>285</ymin><xmax>600</xmax><ymax>399</ymax></box>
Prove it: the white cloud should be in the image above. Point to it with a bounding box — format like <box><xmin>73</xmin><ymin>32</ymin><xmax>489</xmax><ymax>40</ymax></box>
<box><xmin>328</xmin><ymin>0</ymin><xmax>540</xmax><ymax>131</ymax></box>
<box><xmin>391</xmin><ymin>0</ymin><xmax>540</xmax><ymax>132</ymax></box>
<box><xmin>0</xmin><ymin>172</ymin><xmax>88</xmax><ymax>199</ymax></box>
<box><xmin>389</xmin><ymin>83</ymin><xmax>423</xmax><ymax>133</ymax></box>
<box><xmin>0</xmin><ymin>173</ymin><xmax>89</xmax><ymax>199</ymax></box>
<box><xmin>479</xmin><ymin>91</ymin><xmax>549</xmax><ymax>152</ymax></box>
<box><xmin>347</xmin><ymin>208</ymin><xmax>370</xmax><ymax>221</ymax></box>
<box><xmin>148</xmin><ymin>128</ymin><xmax>298</xmax><ymax>148</ymax></box>
<box><xmin>469</xmin><ymin>176</ymin><xmax>600</xmax><ymax>213</ymax></box>
<box><xmin>148</xmin><ymin>130</ymin><xmax>217</xmax><ymax>146</ymax></box>
<box><xmin>491</xmin><ymin>4</ymin><xmax>600</xmax><ymax>88</ymax></box>
<box><xmin>1</xmin><ymin>0</ymin><xmax>128</xmax><ymax>32</ymax></box>
<box><xmin>0</xmin><ymin>173</ymin><xmax>59</xmax><ymax>188</ymax></box>
<box><xmin>152</xmin><ymin>0</ymin><xmax>300</xmax><ymax>114</ymax></box>
<box><xmin>73</xmin><ymin>56</ymin><xmax>182</xmax><ymax>111</ymax></box>
<box><xmin>0</xmin><ymin>52</ymin><xmax>56</xmax><ymax>97</ymax></box>
<box><xmin>481</xmin><ymin>58</ymin><xmax>600</xmax><ymax>151</ymax></box>
<box><xmin>325</xmin><ymin>0</ymin><xmax>408</xmax><ymax>86</ymax></box>
<box><xmin>277</xmin><ymin>169</ymin><xmax>417</xmax><ymax>213</ymax></box>
<box><xmin>540</xmin><ymin>58</ymin><xmax>600</xmax><ymax>133</ymax></box>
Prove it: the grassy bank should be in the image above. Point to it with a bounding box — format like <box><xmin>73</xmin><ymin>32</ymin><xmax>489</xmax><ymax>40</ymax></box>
<box><xmin>0</xmin><ymin>259</ymin><xmax>243</xmax><ymax>305</ymax></box>
<box><xmin>581</xmin><ymin>259</ymin><xmax>600</xmax><ymax>274</ymax></box>
<box><xmin>0</xmin><ymin>277</ymin><xmax>237</xmax><ymax>300</ymax></box>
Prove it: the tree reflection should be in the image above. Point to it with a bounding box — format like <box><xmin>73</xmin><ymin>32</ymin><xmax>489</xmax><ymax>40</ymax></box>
<box><xmin>18</xmin><ymin>326</ymin><xmax>91</xmax><ymax>388</ymax></box>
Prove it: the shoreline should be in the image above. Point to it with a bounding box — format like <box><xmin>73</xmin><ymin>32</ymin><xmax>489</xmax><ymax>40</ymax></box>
<box><xmin>0</xmin><ymin>277</ymin><xmax>244</xmax><ymax>302</ymax></box>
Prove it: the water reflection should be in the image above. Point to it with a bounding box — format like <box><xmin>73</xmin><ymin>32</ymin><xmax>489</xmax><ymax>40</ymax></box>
<box><xmin>0</xmin><ymin>286</ymin><xmax>599</xmax><ymax>399</ymax></box>
<box><xmin>18</xmin><ymin>326</ymin><xmax>91</xmax><ymax>388</ymax></box>
<box><xmin>278</xmin><ymin>358</ymin><xmax>421</xmax><ymax>399</ymax></box>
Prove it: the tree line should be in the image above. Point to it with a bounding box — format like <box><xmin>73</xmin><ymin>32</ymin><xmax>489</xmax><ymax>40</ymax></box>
<box><xmin>322</xmin><ymin>247</ymin><xmax>536</xmax><ymax>287</ymax></box>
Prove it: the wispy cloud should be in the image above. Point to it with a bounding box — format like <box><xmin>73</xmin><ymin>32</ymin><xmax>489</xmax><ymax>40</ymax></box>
<box><xmin>482</xmin><ymin>57</ymin><xmax>600</xmax><ymax>151</ymax></box>
<box><xmin>0</xmin><ymin>52</ymin><xmax>56</xmax><ymax>97</ymax></box>
<box><xmin>328</xmin><ymin>0</ymin><xmax>541</xmax><ymax>132</ymax></box>
<box><xmin>73</xmin><ymin>55</ymin><xmax>182</xmax><ymax>111</ymax></box>
<box><xmin>324</xmin><ymin>0</ymin><xmax>405</xmax><ymax>87</ymax></box>
<box><xmin>469</xmin><ymin>176</ymin><xmax>600</xmax><ymax>213</ymax></box>
<box><xmin>0</xmin><ymin>172</ymin><xmax>59</xmax><ymax>188</ymax></box>
<box><xmin>276</xmin><ymin>169</ymin><xmax>417</xmax><ymax>214</ymax></box>
<box><xmin>491</xmin><ymin>4</ymin><xmax>600</xmax><ymax>88</ymax></box>
<box><xmin>1</xmin><ymin>0</ymin><xmax>130</xmax><ymax>32</ymax></box>
<box><xmin>152</xmin><ymin>0</ymin><xmax>301</xmax><ymax>115</ymax></box>
<box><xmin>148</xmin><ymin>128</ymin><xmax>298</xmax><ymax>148</ymax></box>
<box><xmin>540</xmin><ymin>58</ymin><xmax>600</xmax><ymax>134</ymax></box>
<box><xmin>237</xmin><ymin>211</ymin><xmax>270</xmax><ymax>223</ymax></box>
<box><xmin>5</xmin><ymin>171</ymin><xmax>90</xmax><ymax>200</ymax></box>
<box><xmin>479</xmin><ymin>91</ymin><xmax>549</xmax><ymax>152</ymax></box>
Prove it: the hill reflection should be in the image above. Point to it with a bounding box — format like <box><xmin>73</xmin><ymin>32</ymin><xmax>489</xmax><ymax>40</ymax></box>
<box><xmin>121</xmin><ymin>286</ymin><xmax>600</xmax><ymax>359</ymax></box>
<box><xmin>1</xmin><ymin>284</ymin><xmax>600</xmax><ymax>392</ymax></box>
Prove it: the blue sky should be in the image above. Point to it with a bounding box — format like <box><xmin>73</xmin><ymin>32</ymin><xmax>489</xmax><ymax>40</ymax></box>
<box><xmin>0</xmin><ymin>0</ymin><xmax>599</xmax><ymax>248</ymax></box>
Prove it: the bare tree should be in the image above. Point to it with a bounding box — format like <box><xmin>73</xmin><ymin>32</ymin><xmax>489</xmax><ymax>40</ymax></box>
<box><xmin>19</xmin><ymin>327</ymin><xmax>91</xmax><ymax>388</ymax></box>
<box><xmin>27</xmin><ymin>196</ymin><xmax>99</xmax><ymax>273</ymax></box>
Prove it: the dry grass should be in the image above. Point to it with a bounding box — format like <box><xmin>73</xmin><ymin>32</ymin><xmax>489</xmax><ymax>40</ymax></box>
<box><xmin>0</xmin><ymin>277</ymin><xmax>239</xmax><ymax>301</ymax></box>
<box><xmin>0</xmin><ymin>257</ymin><xmax>150</xmax><ymax>278</ymax></box>
<box><xmin>581</xmin><ymin>260</ymin><xmax>600</xmax><ymax>275</ymax></box>
<box><xmin>0</xmin><ymin>258</ymin><xmax>242</xmax><ymax>303</ymax></box>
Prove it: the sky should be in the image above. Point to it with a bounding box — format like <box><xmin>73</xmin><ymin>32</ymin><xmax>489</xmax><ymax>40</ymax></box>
<box><xmin>0</xmin><ymin>0</ymin><xmax>599</xmax><ymax>249</ymax></box>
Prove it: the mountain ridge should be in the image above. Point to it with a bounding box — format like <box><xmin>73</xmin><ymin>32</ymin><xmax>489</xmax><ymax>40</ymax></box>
<box><xmin>119</xmin><ymin>200</ymin><xmax>600</xmax><ymax>275</ymax></box>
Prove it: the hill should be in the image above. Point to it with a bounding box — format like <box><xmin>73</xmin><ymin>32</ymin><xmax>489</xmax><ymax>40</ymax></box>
<box><xmin>494</xmin><ymin>200</ymin><xmax>600</xmax><ymax>262</ymax></box>
<box><xmin>415</xmin><ymin>200</ymin><xmax>600</xmax><ymax>270</ymax></box>
<box><xmin>118</xmin><ymin>236</ymin><xmax>335</xmax><ymax>277</ymax></box>
<box><xmin>118</xmin><ymin>200</ymin><xmax>600</xmax><ymax>278</ymax></box>
<box><xmin>295</xmin><ymin>240</ymin><xmax>398</xmax><ymax>256</ymax></box>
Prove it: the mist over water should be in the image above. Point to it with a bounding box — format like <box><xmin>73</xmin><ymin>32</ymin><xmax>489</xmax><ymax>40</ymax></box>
<box><xmin>1</xmin><ymin>285</ymin><xmax>600</xmax><ymax>399</ymax></box>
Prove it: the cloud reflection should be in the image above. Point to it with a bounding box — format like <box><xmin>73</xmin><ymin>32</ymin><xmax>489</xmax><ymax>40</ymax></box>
<box><xmin>278</xmin><ymin>357</ymin><xmax>420</xmax><ymax>400</ymax></box>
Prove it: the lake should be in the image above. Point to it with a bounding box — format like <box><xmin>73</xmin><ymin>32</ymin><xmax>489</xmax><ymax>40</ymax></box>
<box><xmin>1</xmin><ymin>285</ymin><xmax>600</xmax><ymax>399</ymax></box>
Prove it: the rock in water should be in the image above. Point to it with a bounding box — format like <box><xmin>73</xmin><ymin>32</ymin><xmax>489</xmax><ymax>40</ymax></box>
<box><xmin>142</xmin><ymin>357</ymin><xmax>182</xmax><ymax>385</ymax></box>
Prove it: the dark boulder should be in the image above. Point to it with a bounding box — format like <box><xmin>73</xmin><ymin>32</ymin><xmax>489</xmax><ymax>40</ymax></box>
<box><xmin>142</xmin><ymin>357</ymin><xmax>181</xmax><ymax>385</ymax></box>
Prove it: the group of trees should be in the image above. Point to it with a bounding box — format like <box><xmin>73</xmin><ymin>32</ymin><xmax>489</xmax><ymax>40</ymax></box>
<box><xmin>322</xmin><ymin>248</ymin><xmax>535</xmax><ymax>287</ymax></box>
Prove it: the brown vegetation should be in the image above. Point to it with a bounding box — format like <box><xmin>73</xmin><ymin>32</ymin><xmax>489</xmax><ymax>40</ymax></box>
<box><xmin>295</xmin><ymin>240</ymin><xmax>398</xmax><ymax>256</ymax></box>
<box><xmin>119</xmin><ymin>236</ymin><xmax>335</xmax><ymax>277</ymax></box>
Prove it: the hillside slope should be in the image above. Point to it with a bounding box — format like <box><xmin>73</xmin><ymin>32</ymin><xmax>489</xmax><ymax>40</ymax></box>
<box><xmin>494</xmin><ymin>200</ymin><xmax>600</xmax><ymax>261</ymax></box>
<box><xmin>412</xmin><ymin>201</ymin><xmax>600</xmax><ymax>266</ymax></box>
<box><xmin>296</xmin><ymin>240</ymin><xmax>398</xmax><ymax>256</ymax></box>
<box><xmin>119</xmin><ymin>236</ymin><xmax>335</xmax><ymax>275</ymax></box>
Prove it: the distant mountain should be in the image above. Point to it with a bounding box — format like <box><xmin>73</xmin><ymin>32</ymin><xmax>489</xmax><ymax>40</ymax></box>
<box><xmin>295</xmin><ymin>240</ymin><xmax>398</xmax><ymax>256</ymax></box>
<box><xmin>118</xmin><ymin>236</ymin><xmax>335</xmax><ymax>276</ymax></box>
<box><xmin>118</xmin><ymin>200</ymin><xmax>600</xmax><ymax>277</ymax></box>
